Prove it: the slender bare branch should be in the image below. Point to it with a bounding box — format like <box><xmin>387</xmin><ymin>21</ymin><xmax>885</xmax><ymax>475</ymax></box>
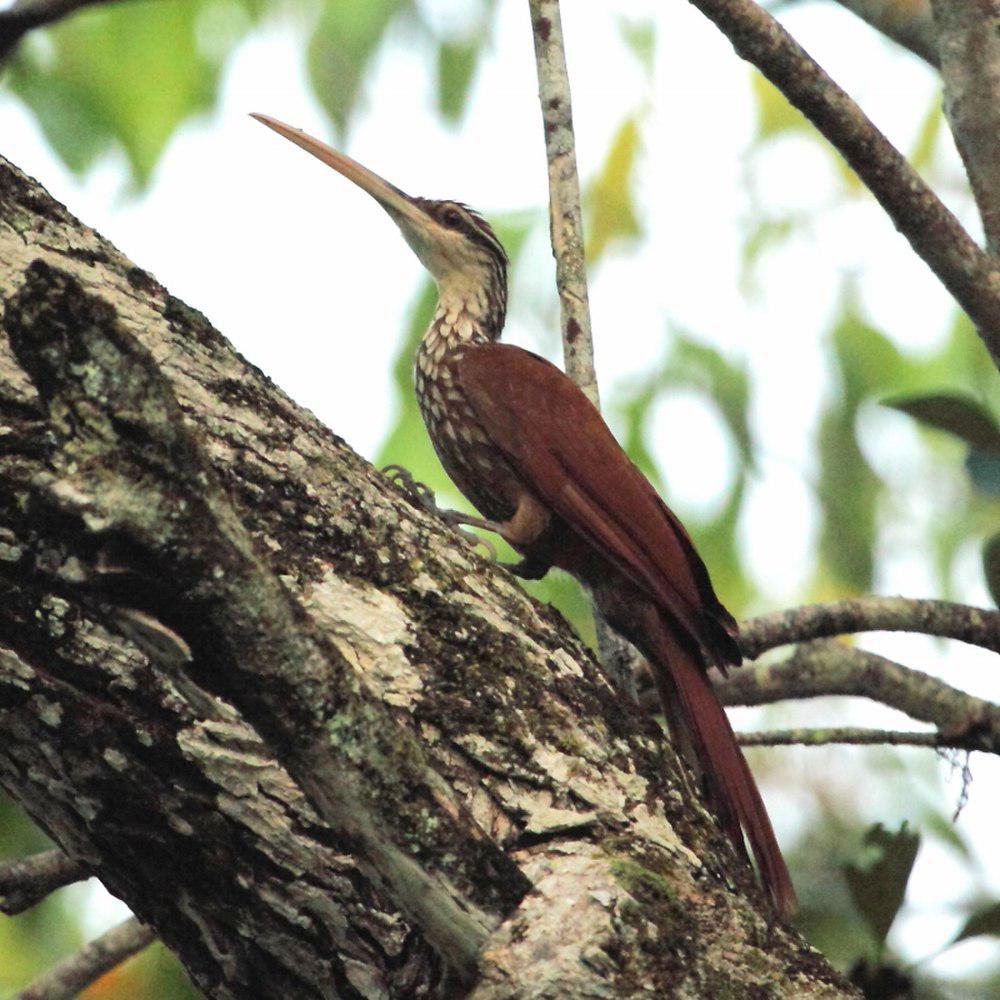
<box><xmin>930</xmin><ymin>0</ymin><xmax>1000</xmax><ymax>253</ymax></box>
<box><xmin>0</xmin><ymin>0</ymin><xmax>118</xmax><ymax>59</ymax></box>
<box><xmin>827</xmin><ymin>0</ymin><xmax>938</xmax><ymax>66</ymax></box>
<box><xmin>740</xmin><ymin>597</ymin><xmax>1000</xmax><ymax>659</ymax></box>
<box><xmin>527</xmin><ymin>0</ymin><xmax>639</xmax><ymax>697</ymax></box>
<box><xmin>718</xmin><ymin>640</ymin><xmax>1000</xmax><ymax>753</ymax></box>
<box><xmin>738</xmin><ymin>727</ymin><xmax>944</xmax><ymax>748</ymax></box>
<box><xmin>16</xmin><ymin>917</ymin><xmax>155</xmax><ymax>1000</ymax></box>
<box><xmin>0</xmin><ymin>849</ymin><xmax>87</xmax><ymax>915</ymax></box>
<box><xmin>687</xmin><ymin>0</ymin><xmax>1000</xmax><ymax>369</ymax></box>
<box><xmin>527</xmin><ymin>0</ymin><xmax>599</xmax><ymax>406</ymax></box>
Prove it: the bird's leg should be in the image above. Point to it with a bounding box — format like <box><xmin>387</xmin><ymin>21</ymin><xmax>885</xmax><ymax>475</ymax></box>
<box><xmin>382</xmin><ymin>465</ymin><xmax>499</xmax><ymax>557</ymax></box>
<box><xmin>503</xmin><ymin>552</ymin><xmax>551</xmax><ymax>580</ymax></box>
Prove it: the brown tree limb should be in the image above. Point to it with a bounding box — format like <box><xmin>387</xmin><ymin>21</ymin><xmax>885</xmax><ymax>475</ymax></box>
<box><xmin>0</xmin><ymin>0</ymin><xmax>119</xmax><ymax>59</ymax></box>
<box><xmin>740</xmin><ymin>597</ymin><xmax>1000</xmax><ymax>658</ymax></box>
<box><xmin>718</xmin><ymin>641</ymin><xmax>1000</xmax><ymax>754</ymax></box>
<box><xmin>16</xmin><ymin>917</ymin><xmax>156</xmax><ymax>1000</ymax></box>
<box><xmin>0</xmin><ymin>848</ymin><xmax>87</xmax><ymax>915</ymax></box>
<box><xmin>527</xmin><ymin>0</ymin><xmax>638</xmax><ymax>698</ymax></box>
<box><xmin>686</xmin><ymin>0</ymin><xmax>1000</xmax><ymax>369</ymax></box>
<box><xmin>738</xmin><ymin>727</ymin><xmax>947</xmax><ymax>749</ymax></box>
<box><xmin>930</xmin><ymin>0</ymin><xmax>1000</xmax><ymax>253</ymax></box>
<box><xmin>0</xmin><ymin>154</ymin><xmax>852</xmax><ymax>998</ymax></box>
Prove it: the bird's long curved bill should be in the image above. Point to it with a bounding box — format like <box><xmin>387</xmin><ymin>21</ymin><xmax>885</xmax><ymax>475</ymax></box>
<box><xmin>250</xmin><ymin>113</ymin><xmax>422</xmax><ymax>227</ymax></box>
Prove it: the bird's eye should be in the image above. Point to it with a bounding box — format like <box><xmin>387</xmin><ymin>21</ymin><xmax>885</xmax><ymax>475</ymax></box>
<box><xmin>442</xmin><ymin>208</ymin><xmax>463</xmax><ymax>228</ymax></box>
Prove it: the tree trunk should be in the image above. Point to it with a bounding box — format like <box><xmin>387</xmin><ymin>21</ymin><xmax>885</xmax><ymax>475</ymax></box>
<box><xmin>0</xmin><ymin>155</ymin><xmax>854</xmax><ymax>998</ymax></box>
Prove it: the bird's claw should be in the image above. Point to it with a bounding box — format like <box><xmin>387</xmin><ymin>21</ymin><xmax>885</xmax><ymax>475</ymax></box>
<box><xmin>382</xmin><ymin>464</ymin><xmax>437</xmax><ymax>511</ymax></box>
<box><xmin>381</xmin><ymin>464</ymin><xmax>500</xmax><ymax>560</ymax></box>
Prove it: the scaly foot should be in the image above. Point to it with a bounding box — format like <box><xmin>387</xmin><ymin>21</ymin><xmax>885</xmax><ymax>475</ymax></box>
<box><xmin>382</xmin><ymin>464</ymin><xmax>500</xmax><ymax>559</ymax></box>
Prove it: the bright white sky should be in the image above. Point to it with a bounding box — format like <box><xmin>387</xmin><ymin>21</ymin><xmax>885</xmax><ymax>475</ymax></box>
<box><xmin>1</xmin><ymin>0</ymin><xmax>998</xmax><ymax>983</ymax></box>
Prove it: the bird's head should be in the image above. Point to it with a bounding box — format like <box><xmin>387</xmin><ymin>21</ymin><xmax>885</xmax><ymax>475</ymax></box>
<box><xmin>252</xmin><ymin>114</ymin><xmax>507</xmax><ymax>305</ymax></box>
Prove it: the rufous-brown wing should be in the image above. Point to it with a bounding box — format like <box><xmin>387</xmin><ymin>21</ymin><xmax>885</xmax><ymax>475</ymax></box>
<box><xmin>456</xmin><ymin>342</ymin><xmax>740</xmax><ymax>667</ymax></box>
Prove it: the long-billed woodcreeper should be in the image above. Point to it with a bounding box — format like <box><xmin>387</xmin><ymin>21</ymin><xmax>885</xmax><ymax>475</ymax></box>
<box><xmin>253</xmin><ymin>113</ymin><xmax>795</xmax><ymax>916</ymax></box>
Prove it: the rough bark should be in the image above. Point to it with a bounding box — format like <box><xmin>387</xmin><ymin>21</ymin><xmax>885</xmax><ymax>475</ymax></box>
<box><xmin>930</xmin><ymin>0</ymin><xmax>1000</xmax><ymax>254</ymax></box>
<box><xmin>0</xmin><ymin>157</ymin><xmax>853</xmax><ymax>996</ymax></box>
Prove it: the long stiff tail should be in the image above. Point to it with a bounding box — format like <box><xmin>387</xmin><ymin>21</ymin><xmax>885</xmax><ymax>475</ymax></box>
<box><xmin>646</xmin><ymin>614</ymin><xmax>796</xmax><ymax>916</ymax></box>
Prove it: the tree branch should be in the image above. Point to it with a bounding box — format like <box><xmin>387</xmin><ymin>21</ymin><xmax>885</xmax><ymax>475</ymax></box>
<box><xmin>737</xmin><ymin>727</ymin><xmax>947</xmax><ymax>748</ymax></box>
<box><xmin>740</xmin><ymin>596</ymin><xmax>1000</xmax><ymax>658</ymax></box>
<box><xmin>527</xmin><ymin>0</ymin><xmax>639</xmax><ymax>698</ymax></box>
<box><xmin>930</xmin><ymin>0</ymin><xmax>1000</xmax><ymax>254</ymax></box>
<box><xmin>718</xmin><ymin>641</ymin><xmax>1000</xmax><ymax>754</ymax></box>
<box><xmin>0</xmin><ymin>0</ymin><xmax>118</xmax><ymax>60</ymax></box>
<box><xmin>0</xmin><ymin>848</ymin><xmax>87</xmax><ymax>915</ymax></box>
<box><xmin>527</xmin><ymin>0</ymin><xmax>598</xmax><ymax>406</ymax></box>
<box><xmin>687</xmin><ymin>0</ymin><xmax>1000</xmax><ymax>369</ymax></box>
<box><xmin>16</xmin><ymin>917</ymin><xmax>155</xmax><ymax>1000</ymax></box>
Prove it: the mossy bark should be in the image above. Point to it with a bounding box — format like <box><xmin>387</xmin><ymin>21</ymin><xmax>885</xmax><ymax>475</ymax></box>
<box><xmin>0</xmin><ymin>155</ymin><xmax>855</xmax><ymax>998</ymax></box>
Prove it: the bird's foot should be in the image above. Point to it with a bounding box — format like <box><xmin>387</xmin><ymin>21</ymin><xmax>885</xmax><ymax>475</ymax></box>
<box><xmin>382</xmin><ymin>464</ymin><xmax>437</xmax><ymax>511</ymax></box>
<box><xmin>382</xmin><ymin>464</ymin><xmax>499</xmax><ymax>559</ymax></box>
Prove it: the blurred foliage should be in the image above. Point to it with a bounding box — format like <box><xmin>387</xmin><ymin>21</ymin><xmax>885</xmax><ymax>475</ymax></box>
<box><xmin>7</xmin><ymin>0</ymin><xmax>263</xmax><ymax>187</ymax></box>
<box><xmin>844</xmin><ymin>822</ymin><xmax>920</xmax><ymax>953</ymax></box>
<box><xmin>584</xmin><ymin>115</ymin><xmax>643</xmax><ymax>264</ymax></box>
<box><xmin>2</xmin><ymin>2</ymin><xmax>1000</xmax><ymax>998</ymax></box>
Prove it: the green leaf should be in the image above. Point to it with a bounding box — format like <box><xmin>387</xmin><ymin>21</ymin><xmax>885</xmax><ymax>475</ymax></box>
<box><xmin>984</xmin><ymin>534</ymin><xmax>1000</xmax><ymax>607</ymax></box>
<box><xmin>739</xmin><ymin>215</ymin><xmax>798</xmax><ymax>296</ymax></box>
<box><xmin>883</xmin><ymin>392</ymin><xmax>1000</xmax><ymax>453</ymax></box>
<box><xmin>952</xmin><ymin>902</ymin><xmax>1000</xmax><ymax>945</ymax></box>
<box><xmin>308</xmin><ymin>0</ymin><xmax>409</xmax><ymax>133</ymax></box>
<box><xmin>8</xmin><ymin>0</ymin><xmax>258</xmax><ymax>187</ymax></box>
<box><xmin>618</xmin><ymin>18</ymin><xmax>655</xmax><ymax>76</ymax></box>
<box><xmin>843</xmin><ymin>822</ymin><xmax>920</xmax><ymax>951</ymax></box>
<box><xmin>436</xmin><ymin>40</ymin><xmax>480</xmax><ymax>123</ymax></box>
<box><xmin>584</xmin><ymin>116</ymin><xmax>643</xmax><ymax>264</ymax></box>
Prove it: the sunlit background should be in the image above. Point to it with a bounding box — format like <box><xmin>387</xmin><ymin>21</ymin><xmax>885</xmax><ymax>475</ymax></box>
<box><xmin>2</xmin><ymin>0</ymin><xmax>999</xmax><ymax>995</ymax></box>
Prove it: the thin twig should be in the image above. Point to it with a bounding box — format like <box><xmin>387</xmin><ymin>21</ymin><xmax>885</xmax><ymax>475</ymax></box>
<box><xmin>740</xmin><ymin>596</ymin><xmax>1000</xmax><ymax>659</ymax></box>
<box><xmin>527</xmin><ymin>0</ymin><xmax>638</xmax><ymax>697</ymax></box>
<box><xmin>527</xmin><ymin>0</ymin><xmax>600</xmax><ymax>407</ymax></box>
<box><xmin>16</xmin><ymin>917</ymin><xmax>156</xmax><ymax>1000</ymax></box>
<box><xmin>737</xmin><ymin>726</ymin><xmax>943</xmax><ymax>748</ymax></box>
<box><xmin>0</xmin><ymin>848</ymin><xmax>87</xmax><ymax>916</ymax></box>
<box><xmin>686</xmin><ymin>0</ymin><xmax>1000</xmax><ymax>369</ymax></box>
<box><xmin>930</xmin><ymin>0</ymin><xmax>1000</xmax><ymax>253</ymax></box>
<box><xmin>718</xmin><ymin>640</ymin><xmax>1000</xmax><ymax>753</ymax></box>
<box><xmin>0</xmin><ymin>0</ymin><xmax>118</xmax><ymax>59</ymax></box>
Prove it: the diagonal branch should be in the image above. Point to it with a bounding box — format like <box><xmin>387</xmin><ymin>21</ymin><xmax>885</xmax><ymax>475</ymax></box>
<box><xmin>686</xmin><ymin>0</ymin><xmax>1000</xmax><ymax>369</ymax></box>
<box><xmin>16</xmin><ymin>917</ymin><xmax>155</xmax><ymax>1000</ymax></box>
<box><xmin>0</xmin><ymin>848</ymin><xmax>87</xmax><ymax>915</ymax></box>
<box><xmin>718</xmin><ymin>640</ymin><xmax>1000</xmax><ymax>754</ymax></box>
<box><xmin>4</xmin><ymin>259</ymin><xmax>498</xmax><ymax>978</ymax></box>
<box><xmin>930</xmin><ymin>0</ymin><xmax>1000</xmax><ymax>254</ymax></box>
<box><xmin>0</xmin><ymin>0</ymin><xmax>119</xmax><ymax>60</ymax></box>
<box><xmin>0</xmin><ymin>153</ymin><xmax>853</xmax><ymax>998</ymax></box>
<box><xmin>740</xmin><ymin>596</ymin><xmax>1000</xmax><ymax>658</ymax></box>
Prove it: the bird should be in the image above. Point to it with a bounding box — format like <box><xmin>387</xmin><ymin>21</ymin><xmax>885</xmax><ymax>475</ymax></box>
<box><xmin>251</xmin><ymin>112</ymin><xmax>796</xmax><ymax>917</ymax></box>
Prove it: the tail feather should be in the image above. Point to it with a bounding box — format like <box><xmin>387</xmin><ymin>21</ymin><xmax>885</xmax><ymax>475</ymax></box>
<box><xmin>646</xmin><ymin>615</ymin><xmax>796</xmax><ymax>916</ymax></box>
